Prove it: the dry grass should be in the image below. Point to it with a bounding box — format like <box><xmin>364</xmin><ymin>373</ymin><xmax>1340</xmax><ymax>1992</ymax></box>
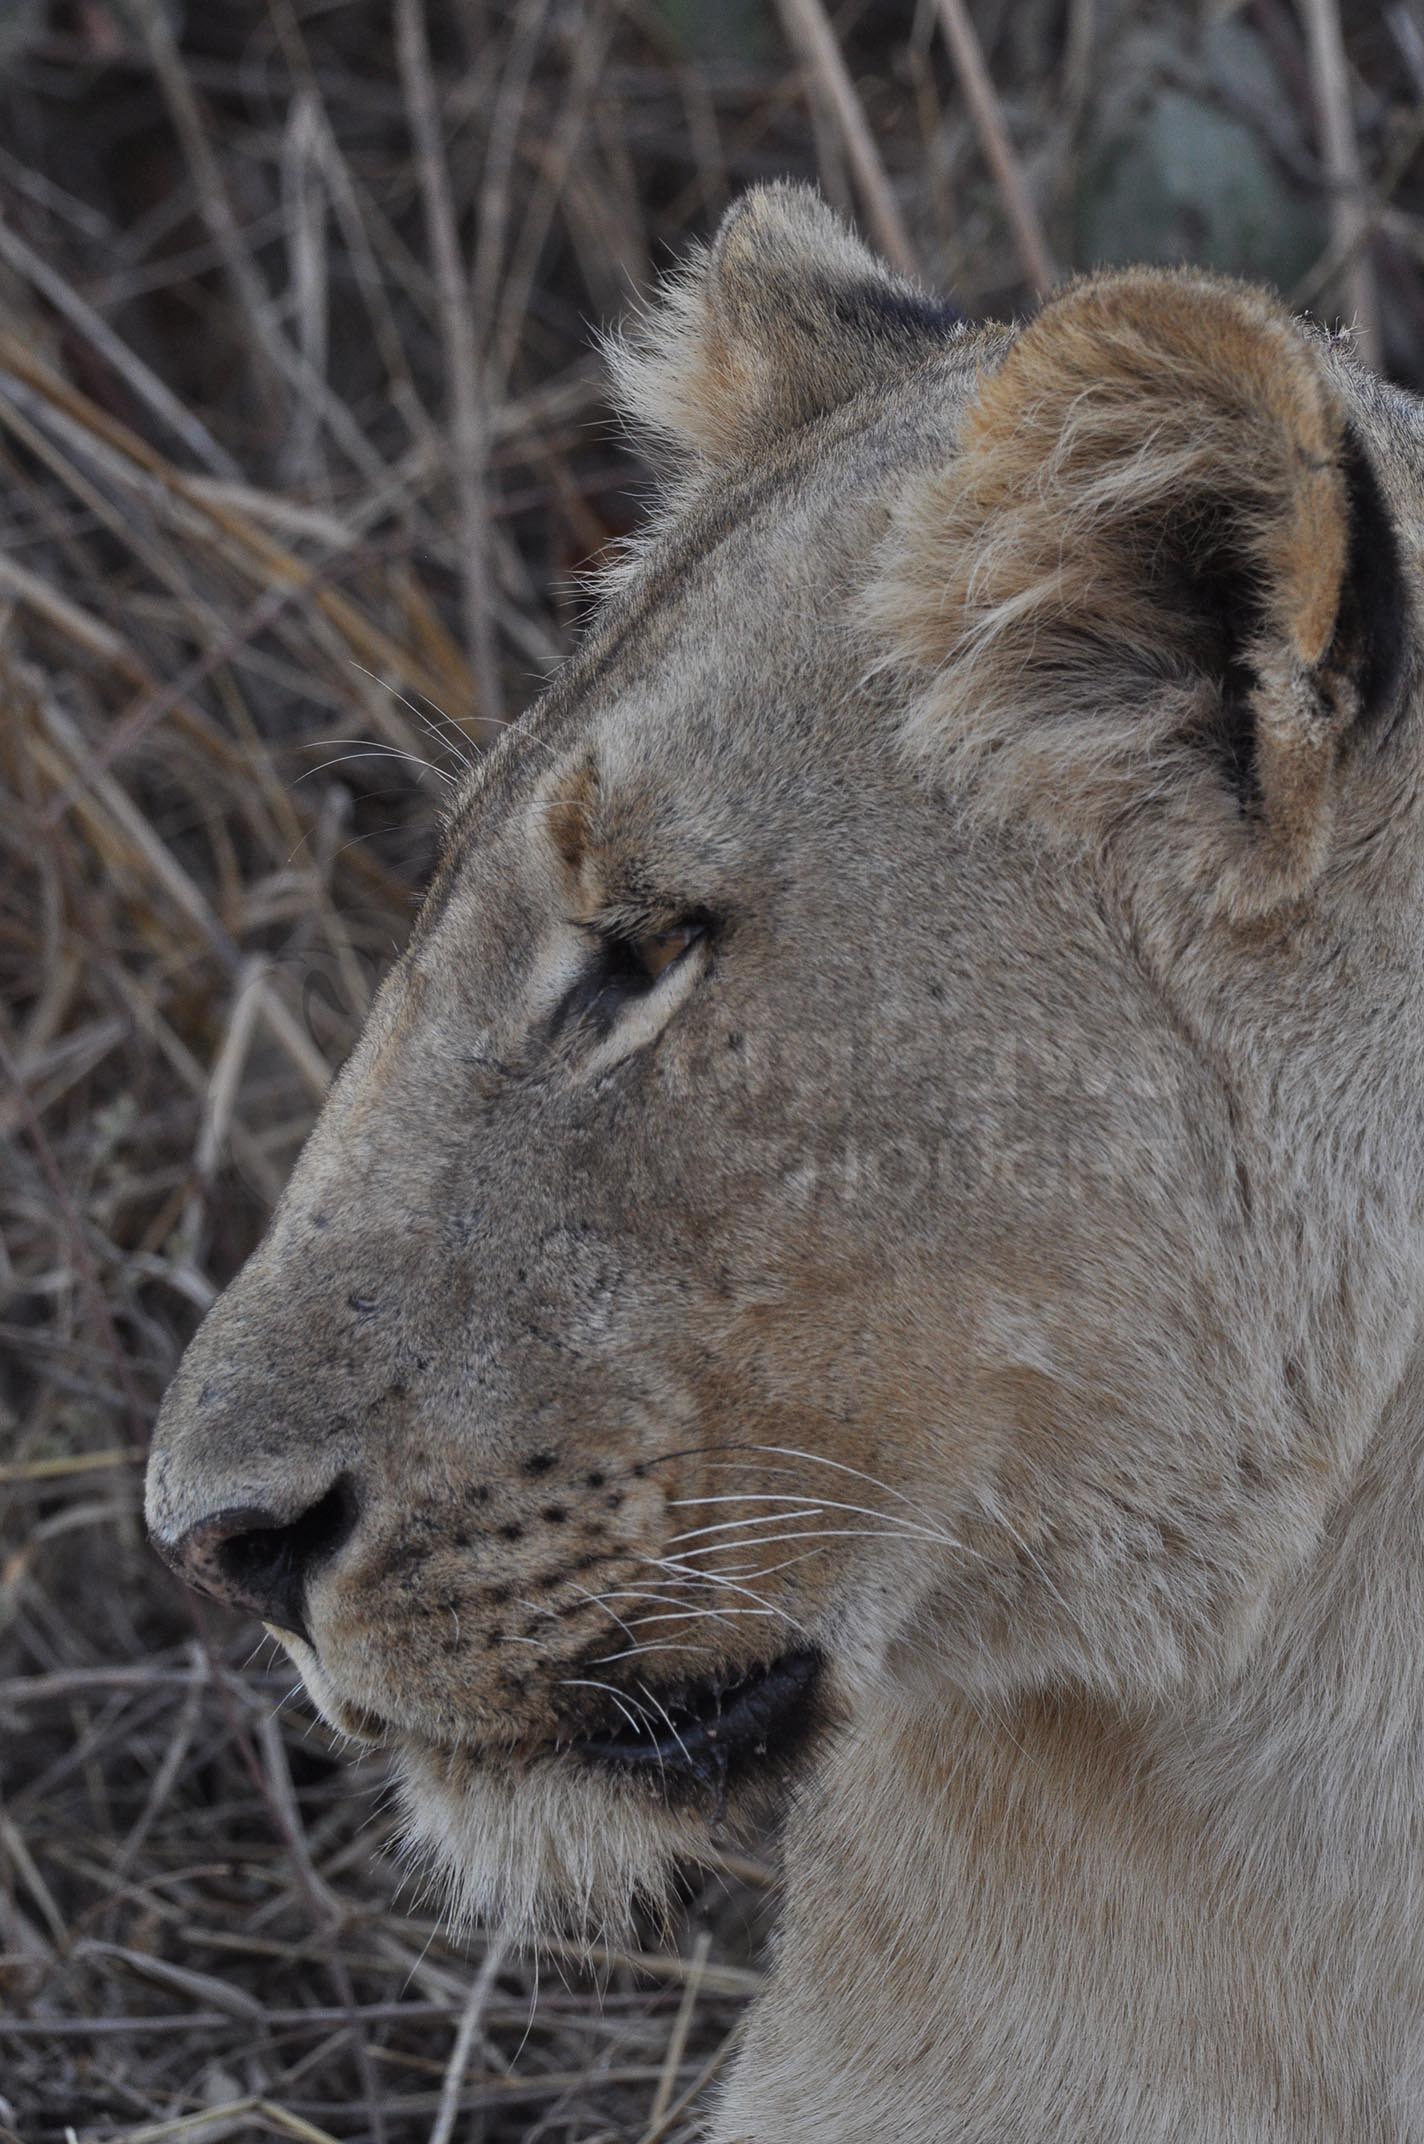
<box><xmin>1</xmin><ymin>3</ymin><xmax>1420</xmax><ymax>2139</ymax></box>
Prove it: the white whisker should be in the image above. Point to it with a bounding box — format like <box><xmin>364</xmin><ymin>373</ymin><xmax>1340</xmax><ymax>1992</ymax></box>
<box><xmin>575</xmin><ymin>1583</ymin><xmax>728</xmax><ymax>1628</ymax></box>
<box><xmin>589</xmin><ymin>1639</ymin><xmax>723</xmax><ymax>1666</ymax></box>
<box><xmin>630</xmin><ymin>1682</ymin><xmax>696</xmax><ymax>1775</ymax></box>
<box><xmin>295</xmin><ymin>743</ymin><xmax>455</xmax><ymax>787</ymax></box>
<box><xmin>345</xmin><ymin>661</ymin><xmax>476</xmax><ymax>770</ymax></box>
<box><xmin>667</xmin><ymin>1507</ymin><xmax>826</xmax><ymax>1546</ymax></box>
<box><xmin>669</xmin><ymin>1526</ymin><xmax>956</xmax><ymax>1560</ymax></box>
<box><xmin>562</xmin><ymin>1584</ymin><xmax>642</xmax><ymax>1646</ymax></box>
<box><xmin>669</xmin><ymin>1492</ymin><xmax>973</xmax><ymax>1557</ymax></box>
<box><xmin>601</xmin><ymin>1605</ymin><xmax>780</xmax><ymax>1629</ymax></box>
<box><xmin>734</xmin><ymin>1444</ymin><xmax>939</xmax><ymax>1517</ymax></box>
<box><xmin>645</xmin><ymin>1554</ymin><xmax>819</xmax><ymax>1636</ymax></box>
<box><xmin>558</xmin><ymin>1677</ymin><xmax>654</xmax><ymax>1743</ymax></box>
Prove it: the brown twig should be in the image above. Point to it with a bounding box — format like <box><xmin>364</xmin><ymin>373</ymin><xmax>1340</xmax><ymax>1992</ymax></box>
<box><xmin>774</xmin><ymin>0</ymin><xmax>917</xmax><ymax>274</ymax></box>
<box><xmin>1298</xmin><ymin>0</ymin><xmax>1381</xmax><ymax>363</ymax></box>
<box><xmin>395</xmin><ymin>0</ymin><xmax>505</xmax><ymax>737</ymax></box>
<box><xmin>427</xmin><ymin>1934</ymin><xmax>513</xmax><ymax>2144</ymax></box>
<box><xmin>934</xmin><ymin>0</ymin><xmax>1057</xmax><ymax>298</ymax></box>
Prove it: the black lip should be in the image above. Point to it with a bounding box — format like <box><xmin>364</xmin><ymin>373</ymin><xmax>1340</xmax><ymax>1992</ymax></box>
<box><xmin>573</xmin><ymin>1648</ymin><xmax>822</xmax><ymax>1792</ymax></box>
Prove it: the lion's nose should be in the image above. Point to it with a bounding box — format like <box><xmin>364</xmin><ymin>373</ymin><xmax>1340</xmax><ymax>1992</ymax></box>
<box><xmin>155</xmin><ymin>1477</ymin><xmax>360</xmax><ymax>1642</ymax></box>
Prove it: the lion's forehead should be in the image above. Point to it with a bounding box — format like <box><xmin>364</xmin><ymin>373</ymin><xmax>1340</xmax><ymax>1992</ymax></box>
<box><xmin>445</xmin><ymin>371</ymin><xmax>979</xmax><ymax>826</ymax></box>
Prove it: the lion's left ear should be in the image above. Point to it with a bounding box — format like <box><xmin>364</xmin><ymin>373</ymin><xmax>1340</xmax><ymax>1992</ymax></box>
<box><xmin>609</xmin><ymin>184</ymin><xmax>958</xmax><ymax>466</ymax></box>
<box><xmin>868</xmin><ymin>268</ymin><xmax>1413</xmax><ymax>899</ymax></box>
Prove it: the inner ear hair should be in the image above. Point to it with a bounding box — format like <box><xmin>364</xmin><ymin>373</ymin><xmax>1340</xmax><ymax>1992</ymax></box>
<box><xmin>1062</xmin><ymin>417</ymin><xmax>1408</xmax><ymax>822</ymax></box>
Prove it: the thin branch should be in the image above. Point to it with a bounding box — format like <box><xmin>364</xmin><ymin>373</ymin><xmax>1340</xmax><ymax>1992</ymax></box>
<box><xmin>934</xmin><ymin>0</ymin><xmax>1056</xmax><ymax>298</ymax></box>
<box><xmin>1299</xmin><ymin>0</ymin><xmax>1380</xmax><ymax>363</ymax></box>
<box><xmin>395</xmin><ymin>0</ymin><xmax>505</xmax><ymax>734</ymax></box>
<box><xmin>427</xmin><ymin>1935</ymin><xmax>513</xmax><ymax>2144</ymax></box>
<box><xmin>0</xmin><ymin>218</ymin><xmax>240</xmax><ymax>477</ymax></box>
<box><xmin>774</xmin><ymin>0</ymin><xmax>918</xmax><ymax>273</ymax></box>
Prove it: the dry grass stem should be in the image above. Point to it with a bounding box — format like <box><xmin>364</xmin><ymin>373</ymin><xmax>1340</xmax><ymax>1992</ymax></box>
<box><xmin>934</xmin><ymin>0</ymin><xmax>1056</xmax><ymax>297</ymax></box>
<box><xmin>1299</xmin><ymin>0</ymin><xmax>1381</xmax><ymax>362</ymax></box>
<box><xmin>395</xmin><ymin>0</ymin><xmax>504</xmax><ymax>735</ymax></box>
<box><xmin>773</xmin><ymin>0</ymin><xmax>917</xmax><ymax>273</ymax></box>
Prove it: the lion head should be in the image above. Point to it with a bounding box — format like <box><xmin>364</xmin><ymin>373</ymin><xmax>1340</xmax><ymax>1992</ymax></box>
<box><xmin>146</xmin><ymin>187</ymin><xmax>1420</xmax><ymax>1945</ymax></box>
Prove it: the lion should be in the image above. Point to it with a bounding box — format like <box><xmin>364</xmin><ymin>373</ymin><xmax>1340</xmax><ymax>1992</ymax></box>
<box><xmin>146</xmin><ymin>186</ymin><xmax>1424</xmax><ymax>2139</ymax></box>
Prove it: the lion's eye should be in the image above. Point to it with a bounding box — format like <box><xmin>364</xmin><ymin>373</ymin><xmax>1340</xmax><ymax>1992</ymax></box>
<box><xmin>552</xmin><ymin>914</ymin><xmax>709</xmax><ymax>1044</ymax></box>
<box><xmin>629</xmin><ymin>922</ymin><xmax>701</xmax><ymax>983</ymax></box>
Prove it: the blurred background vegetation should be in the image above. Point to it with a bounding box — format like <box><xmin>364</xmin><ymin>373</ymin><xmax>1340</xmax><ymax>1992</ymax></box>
<box><xmin>1</xmin><ymin>3</ymin><xmax>1420</xmax><ymax>2138</ymax></box>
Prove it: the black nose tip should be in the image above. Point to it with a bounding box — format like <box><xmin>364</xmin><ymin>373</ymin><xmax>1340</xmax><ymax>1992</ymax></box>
<box><xmin>158</xmin><ymin>1478</ymin><xmax>360</xmax><ymax>1642</ymax></box>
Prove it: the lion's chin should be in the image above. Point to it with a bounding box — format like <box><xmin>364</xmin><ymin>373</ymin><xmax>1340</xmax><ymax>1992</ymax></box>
<box><xmin>388</xmin><ymin>1649</ymin><xmax>830</xmax><ymax>1940</ymax></box>
<box><xmin>393</xmin><ymin>1741</ymin><xmax>721</xmax><ymax>1944</ymax></box>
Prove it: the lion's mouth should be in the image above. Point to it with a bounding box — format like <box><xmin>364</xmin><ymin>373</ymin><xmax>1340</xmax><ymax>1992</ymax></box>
<box><xmin>570</xmin><ymin>1648</ymin><xmax>823</xmax><ymax>1795</ymax></box>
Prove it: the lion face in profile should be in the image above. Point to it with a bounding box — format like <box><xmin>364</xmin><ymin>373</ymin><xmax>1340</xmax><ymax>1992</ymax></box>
<box><xmin>146</xmin><ymin>187</ymin><xmax>1420</xmax><ymax>1970</ymax></box>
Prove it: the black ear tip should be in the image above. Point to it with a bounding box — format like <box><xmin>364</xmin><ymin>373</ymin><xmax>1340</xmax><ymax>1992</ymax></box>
<box><xmin>1338</xmin><ymin>428</ymin><xmax>1413</xmax><ymax>737</ymax></box>
<box><xmin>833</xmin><ymin>280</ymin><xmax>963</xmax><ymax>342</ymax></box>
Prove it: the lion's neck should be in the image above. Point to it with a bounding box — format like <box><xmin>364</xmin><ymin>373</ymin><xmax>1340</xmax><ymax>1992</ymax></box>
<box><xmin>1148</xmin><ymin>1339</ymin><xmax>1424</xmax><ymax>1898</ymax></box>
<box><xmin>717</xmin><ymin>1355</ymin><xmax>1424</xmax><ymax>2143</ymax></box>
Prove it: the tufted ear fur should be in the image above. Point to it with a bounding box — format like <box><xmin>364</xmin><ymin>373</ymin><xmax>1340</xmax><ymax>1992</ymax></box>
<box><xmin>609</xmin><ymin>184</ymin><xmax>959</xmax><ymax>466</ymax></box>
<box><xmin>867</xmin><ymin>269</ymin><xmax>1411</xmax><ymax>900</ymax></box>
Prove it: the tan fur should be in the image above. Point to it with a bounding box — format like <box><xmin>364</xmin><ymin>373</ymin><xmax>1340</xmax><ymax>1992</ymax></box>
<box><xmin>148</xmin><ymin>189</ymin><xmax>1424</xmax><ymax>2139</ymax></box>
<box><xmin>608</xmin><ymin>184</ymin><xmax>963</xmax><ymax>468</ymax></box>
<box><xmin>863</xmin><ymin>268</ymin><xmax>1365</xmax><ymax>904</ymax></box>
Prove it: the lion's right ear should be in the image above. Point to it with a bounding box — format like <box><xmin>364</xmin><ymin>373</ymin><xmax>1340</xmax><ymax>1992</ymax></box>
<box><xmin>867</xmin><ymin>268</ymin><xmax>1413</xmax><ymax>905</ymax></box>
<box><xmin>608</xmin><ymin>184</ymin><xmax>958</xmax><ymax>466</ymax></box>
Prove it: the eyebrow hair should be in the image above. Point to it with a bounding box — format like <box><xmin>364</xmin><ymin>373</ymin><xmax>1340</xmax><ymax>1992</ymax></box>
<box><xmin>543</xmin><ymin>753</ymin><xmax>601</xmax><ymax>875</ymax></box>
